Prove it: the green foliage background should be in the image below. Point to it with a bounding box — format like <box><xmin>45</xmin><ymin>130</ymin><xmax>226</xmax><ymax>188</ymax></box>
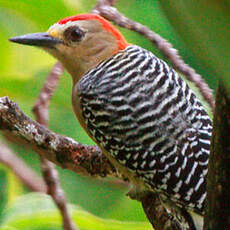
<box><xmin>0</xmin><ymin>0</ymin><xmax>224</xmax><ymax>229</ymax></box>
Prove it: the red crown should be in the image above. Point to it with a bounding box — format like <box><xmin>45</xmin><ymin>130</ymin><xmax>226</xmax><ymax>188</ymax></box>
<box><xmin>58</xmin><ymin>14</ymin><xmax>129</xmax><ymax>51</ymax></box>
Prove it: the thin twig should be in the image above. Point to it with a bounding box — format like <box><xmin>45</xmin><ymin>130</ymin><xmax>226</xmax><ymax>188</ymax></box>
<box><xmin>33</xmin><ymin>62</ymin><xmax>63</xmax><ymax>126</ymax></box>
<box><xmin>92</xmin><ymin>2</ymin><xmax>215</xmax><ymax>113</ymax></box>
<box><xmin>41</xmin><ymin>157</ymin><xmax>78</xmax><ymax>230</ymax></box>
<box><xmin>92</xmin><ymin>0</ymin><xmax>117</xmax><ymax>9</ymax></box>
<box><xmin>33</xmin><ymin>63</ymin><xmax>78</xmax><ymax>230</ymax></box>
<box><xmin>0</xmin><ymin>140</ymin><xmax>46</xmax><ymax>193</ymax></box>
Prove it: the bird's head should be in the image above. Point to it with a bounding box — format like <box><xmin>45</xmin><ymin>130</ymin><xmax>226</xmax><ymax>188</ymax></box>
<box><xmin>10</xmin><ymin>14</ymin><xmax>129</xmax><ymax>83</ymax></box>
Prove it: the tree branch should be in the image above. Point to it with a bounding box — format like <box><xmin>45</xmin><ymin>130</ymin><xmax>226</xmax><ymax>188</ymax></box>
<box><xmin>0</xmin><ymin>96</ymin><xmax>117</xmax><ymax>178</ymax></box>
<box><xmin>33</xmin><ymin>62</ymin><xmax>63</xmax><ymax>126</ymax></box>
<box><xmin>0</xmin><ymin>140</ymin><xmax>46</xmax><ymax>193</ymax></box>
<box><xmin>32</xmin><ymin>62</ymin><xmax>78</xmax><ymax>230</ymax></box>
<box><xmin>204</xmin><ymin>81</ymin><xmax>230</xmax><ymax>230</ymax></box>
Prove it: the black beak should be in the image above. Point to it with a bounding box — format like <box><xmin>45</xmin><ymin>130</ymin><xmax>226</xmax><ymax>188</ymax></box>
<box><xmin>9</xmin><ymin>32</ymin><xmax>62</xmax><ymax>48</ymax></box>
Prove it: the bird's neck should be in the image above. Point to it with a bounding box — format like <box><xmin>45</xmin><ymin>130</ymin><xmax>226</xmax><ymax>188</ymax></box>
<box><xmin>62</xmin><ymin>42</ymin><xmax>124</xmax><ymax>85</ymax></box>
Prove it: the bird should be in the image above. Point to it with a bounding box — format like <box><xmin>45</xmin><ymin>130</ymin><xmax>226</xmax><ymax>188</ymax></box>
<box><xmin>10</xmin><ymin>14</ymin><xmax>212</xmax><ymax>230</ymax></box>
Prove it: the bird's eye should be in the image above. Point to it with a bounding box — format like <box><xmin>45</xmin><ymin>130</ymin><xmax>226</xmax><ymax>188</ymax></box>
<box><xmin>64</xmin><ymin>26</ymin><xmax>85</xmax><ymax>42</ymax></box>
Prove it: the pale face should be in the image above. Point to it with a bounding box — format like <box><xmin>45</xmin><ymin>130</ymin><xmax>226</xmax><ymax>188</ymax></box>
<box><xmin>45</xmin><ymin>19</ymin><xmax>119</xmax><ymax>82</ymax></box>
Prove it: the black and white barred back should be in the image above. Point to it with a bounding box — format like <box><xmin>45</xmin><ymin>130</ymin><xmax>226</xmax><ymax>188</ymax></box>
<box><xmin>77</xmin><ymin>45</ymin><xmax>212</xmax><ymax>222</ymax></box>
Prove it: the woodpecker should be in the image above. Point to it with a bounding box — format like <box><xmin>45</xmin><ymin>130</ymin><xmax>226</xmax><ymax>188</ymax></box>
<box><xmin>10</xmin><ymin>14</ymin><xmax>212</xmax><ymax>230</ymax></box>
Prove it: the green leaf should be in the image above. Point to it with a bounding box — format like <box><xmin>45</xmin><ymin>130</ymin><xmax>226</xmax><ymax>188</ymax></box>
<box><xmin>103</xmin><ymin>196</ymin><xmax>147</xmax><ymax>222</ymax></box>
<box><xmin>0</xmin><ymin>165</ymin><xmax>24</xmax><ymax>222</ymax></box>
<box><xmin>1</xmin><ymin>193</ymin><xmax>152</xmax><ymax>230</ymax></box>
<box><xmin>0</xmin><ymin>226</ymin><xmax>18</xmax><ymax>230</ymax></box>
<box><xmin>0</xmin><ymin>167</ymin><xmax>8</xmax><ymax>221</ymax></box>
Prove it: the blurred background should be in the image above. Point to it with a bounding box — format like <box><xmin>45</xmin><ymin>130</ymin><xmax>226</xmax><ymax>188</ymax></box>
<box><xmin>0</xmin><ymin>0</ymin><xmax>227</xmax><ymax>229</ymax></box>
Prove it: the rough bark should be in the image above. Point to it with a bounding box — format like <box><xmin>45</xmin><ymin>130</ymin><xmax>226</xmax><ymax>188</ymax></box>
<box><xmin>142</xmin><ymin>193</ymin><xmax>182</xmax><ymax>230</ymax></box>
<box><xmin>204</xmin><ymin>82</ymin><xmax>230</xmax><ymax>230</ymax></box>
<box><xmin>0</xmin><ymin>96</ymin><xmax>117</xmax><ymax>178</ymax></box>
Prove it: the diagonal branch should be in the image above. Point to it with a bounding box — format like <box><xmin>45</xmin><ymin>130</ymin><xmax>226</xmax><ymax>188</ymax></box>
<box><xmin>0</xmin><ymin>96</ymin><xmax>117</xmax><ymax>178</ymax></box>
<box><xmin>33</xmin><ymin>62</ymin><xmax>63</xmax><ymax>126</ymax></box>
<box><xmin>0</xmin><ymin>140</ymin><xmax>46</xmax><ymax>193</ymax></box>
